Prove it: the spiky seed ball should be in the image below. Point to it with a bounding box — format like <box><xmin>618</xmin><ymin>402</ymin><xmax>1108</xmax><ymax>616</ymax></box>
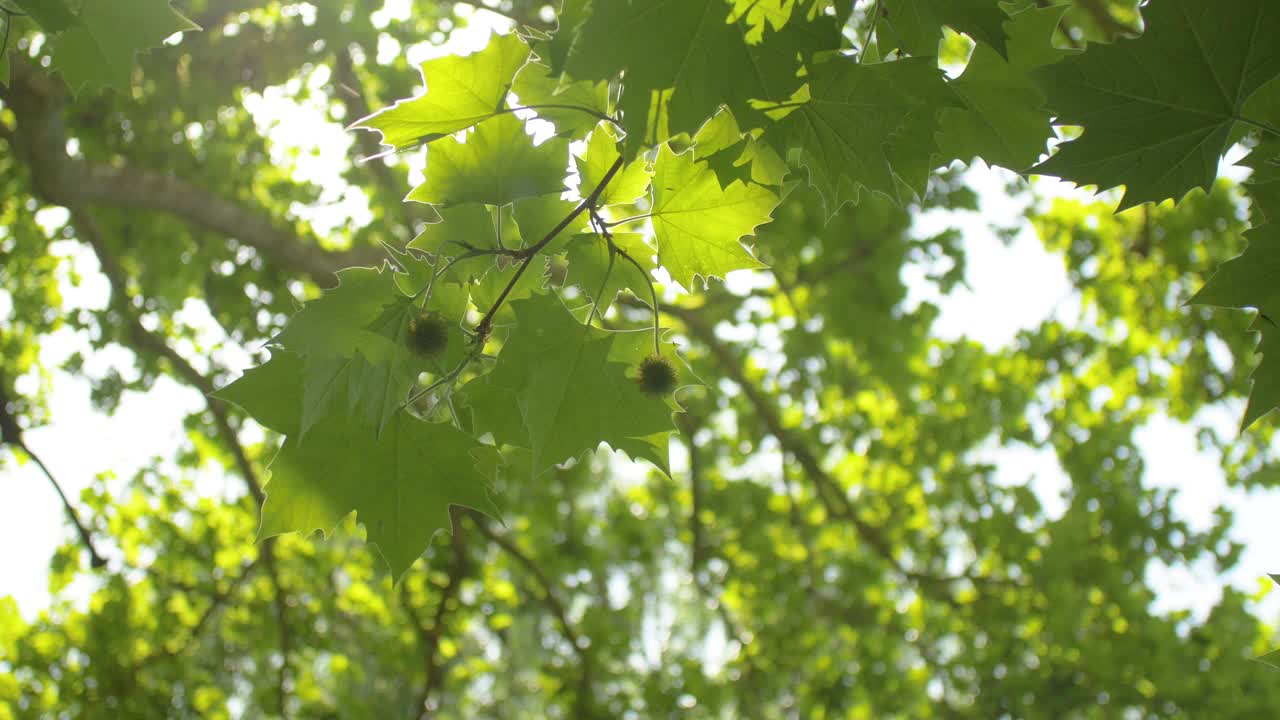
<box><xmin>408</xmin><ymin>312</ymin><xmax>450</xmax><ymax>357</ymax></box>
<box><xmin>636</xmin><ymin>354</ymin><xmax>679</xmax><ymax>396</ymax></box>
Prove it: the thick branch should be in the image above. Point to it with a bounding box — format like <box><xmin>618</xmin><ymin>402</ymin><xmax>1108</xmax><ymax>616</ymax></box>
<box><xmin>70</xmin><ymin>208</ymin><xmax>294</xmax><ymax>714</ymax></box>
<box><xmin>5</xmin><ymin>59</ymin><xmax>377</xmax><ymax>285</ymax></box>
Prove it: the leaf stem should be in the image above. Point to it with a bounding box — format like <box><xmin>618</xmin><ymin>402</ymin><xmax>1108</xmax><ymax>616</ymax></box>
<box><xmin>1238</xmin><ymin>115</ymin><xmax>1280</xmax><ymax>140</ymax></box>
<box><xmin>505</xmin><ymin>104</ymin><xmax>623</xmax><ymax>129</ymax></box>
<box><xmin>586</xmin><ymin>244</ymin><xmax>617</xmax><ymax>327</ymax></box>
<box><xmin>415</xmin><ymin>249</ymin><xmax>485</xmax><ymax>308</ymax></box>
<box><xmin>473</xmin><ymin>154</ymin><xmax>627</xmax><ymax>338</ymax></box>
<box><xmin>860</xmin><ymin>0</ymin><xmax>882</xmax><ymax>64</ymax></box>
<box><xmin>603</xmin><ymin>213</ymin><xmax>652</xmax><ymax>228</ymax></box>
<box><xmin>591</xmin><ymin>208</ymin><xmax>662</xmax><ymax>355</ymax></box>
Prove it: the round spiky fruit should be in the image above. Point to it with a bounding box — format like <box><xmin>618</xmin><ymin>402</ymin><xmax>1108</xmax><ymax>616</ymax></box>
<box><xmin>636</xmin><ymin>354</ymin><xmax>679</xmax><ymax>396</ymax></box>
<box><xmin>408</xmin><ymin>312</ymin><xmax>450</xmax><ymax>357</ymax></box>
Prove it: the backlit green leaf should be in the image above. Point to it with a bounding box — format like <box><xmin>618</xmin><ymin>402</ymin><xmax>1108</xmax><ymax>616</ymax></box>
<box><xmin>650</xmin><ymin>146</ymin><xmax>777</xmax><ymax>288</ymax></box>
<box><xmin>408</xmin><ymin>114</ymin><xmax>570</xmax><ymax>206</ymax></box>
<box><xmin>352</xmin><ymin>32</ymin><xmax>531</xmax><ymax>151</ymax></box>
<box><xmin>1031</xmin><ymin>0</ymin><xmax>1280</xmax><ymax>210</ymax></box>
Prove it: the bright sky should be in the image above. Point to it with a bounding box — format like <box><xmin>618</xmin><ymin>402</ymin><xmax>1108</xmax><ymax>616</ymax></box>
<box><xmin>2</xmin><ymin>3</ymin><xmax>1276</xmax><ymax>637</ymax></box>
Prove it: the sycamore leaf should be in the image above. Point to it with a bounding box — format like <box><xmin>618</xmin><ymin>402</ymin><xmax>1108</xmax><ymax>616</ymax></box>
<box><xmin>1031</xmin><ymin>0</ymin><xmax>1280</xmax><ymax>210</ymax></box>
<box><xmin>730</xmin><ymin>0</ymin><xmax>798</xmax><ymax>41</ymax></box>
<box><xmin>1239</xmin><ymin>321</ymin><xmax>1280</xmax><ymax>429</ymax></box>
<box><xmin>936</xmin><ymin>4</ymin><xmax>1072</xmax><ymax>170</ymax></box>
<box><xmin>301</xmin><ymin>299</ymin><xmax>464</xmax><ymax>438</ymax></box>
<box><xmin>273</xmin><ymin>267</ymin><xmax>402</xmax><ymax>359</ymax></box>
<box><xmin>511</xmin><ymin>62</ymin><xmax>612</xmax><ymax>136</ymax></box>
<box><xmin>263</xmin><ymin>412</ymin><xmax>498</xmax><ymax>581</ymax></box>
<box><xmin>1237</xmin><ymin>139</ymin><xmax>1280</xmax><ymax>226</ymax></box>
<box><xmin>212</xmin><ymin>352</ymin><xmax>305</xmax><ymax>435</ymax></box>
<box><xmin>542</xmin><ymin>0</ymin><xmax>590</xmax><ymax>74</ymax></box>
<box><xmin>511</xmin><ymin>194</ymin><xmax>590</xmax><ymax>246</ymax></box>
<box><xmin>693</xmin><ymin>109</ymin><xmax>755</xmax><ymax>189</ymax></box>
<box><xmin>693</xmin><ymin>110</ymin><xmax>788</xmax><ymax>188</ymax></box>
<box><xmin>574</xmin><ymin>129</ymin><xmax>653</xmax><ymax>207</ymax></box>
<box><xmin>558</xmin><ymin>232</ymin><xmax>656</xmax><ymax>315</ymax></box>
<box><xmin>215</xmin><ymin>353</ymin><xmax>496</xmax><ymax>580</ymax></box>
<box><xmin>1192</xmin><ymin>222</ymin><xmax>1280</xmax><ymax>324</ymax></box>
<box><xmin>566</xmin><ymin>0</ymin><xmax>823</xmax><ymax>152</ymax></box>
<box><xmin>409</xmin><ymin>204</ymin><xmax>520</xmax><ymax>256</ymax></box>
<box><xmin>10</xmin><ymin>0</ymin><xmax>78</xmax><ymax>33</ymax></box>
<box><xmin>650</xmin><ymin>145</ymin><xmax>777</xmax><ymax>287</ymax></box>
<box><xmin>783</xmin><ymin>55</ymin><xmax>957</xmax><ymax>209</ymax></box>
<box><xmin>408</xmin><ymin>114</ymin><xmax>570</xmax><ymax>206</ymax></box>
<box><xmin>271</xmin><ymin>267</ymin><xmax>455</xmax><ymax>438</ymax></box>
<box><xmin>879</xmin><ymin>0</ymin><xmax>1009</xmax><ymax>58</ymax></box>
<box><xmin>460</xmin><ymin>293</ymin><xmax>678</xmax><ymax>475</ymax></box>
<box><xmin>470</xmin><ymin>257</ymin><xmax>552</xmax><ymax>326</ymax></box>
<box><xmin>44</xmin><ymin>0</ymin><xmax>199</xmax><ymax>95</ymax></box>
<box><xmin>1193</xmin><ymin>255</ymin><xmax>1280</xmax><ymax>428</ymax></box>
<box><xmin>567</xmin><ymin>0</ymin><xmax>745</xmax><ymax>148</ymax></box>
<box><xmin>1191</xmin><ymin>145</ymin><xmax>1280</xmax><ymax>428</ymax></box>
<box><xmin>352</xmin><ymin>33</ymin><xmax>531</xmax><ymax>151</ymax></box>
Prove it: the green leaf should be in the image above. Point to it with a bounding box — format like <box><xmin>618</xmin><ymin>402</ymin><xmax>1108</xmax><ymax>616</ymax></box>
<box><xmin>271</xmin><ymin>267</ymin><xmax>442</xmax><ymax>438</ymax></box>
<box><xmin>692</xmin><ymin>110</ymin><xmax>788</xmax><ymax>188</ymax></box>
<box><xmin>352</xmin><ymin>32</ymin><xmax>531</xmax><ymax>151</ymax></box>
<box><xmin>574</xmin><ymin>128</ymin><xmax>653</xmax><ymax>207</ymax></box>
<box><xmin>213</xmin><ymin>352</ymin><xmax>305</xmax><ymax>435</ymax></box>
<box><xmin>559</xmin><ymin>232</ymin><xmax>656</xmax><ymax>315</ymax></box>
<box><xmin>469</xmin><ymin>257</ymin><xmax>551</xmax><ymax>326</ymax></box>
<box><xmin>511</xmin><ymin>61</ymin><xmax>612</xmax><ymax>136</ymax></box>
<box><xmin>10</xmin><ymin>0</ymin><xmax>77</xmax><ymax>32</ymax></box>
<box><xmin>879</xmin><ymin>0</ymin><xmax>1009</xmax><ymax>58</ymax></box>
<box><xmin>273</xmin><ymin>267</ymin><xmax>402</xmax><ymax>359</ymax></box>
<box><xmin>511</xmin><ymin>194</ymin><xmax>590</xmax><ymax>245</ymax></box>
<box><xmin>299</xmin><ymin>299</ymin><xmax>463</xmax><ymax>439</ymax></box>
<box><xmin>730</xmin><ymin>0</ymin><xmax>798</xmax><ymax>42</ymax></box>
<box><xmin>460</xmin><ymin>293</ymin><xmax>678</xmax><ymax>475</ymax></box>
<box><xmin>1031</xmin><ymin>0</ymin><xmax>1280</xmax><ymax>210</ymax></box>
<box><xmin>566</xmin><ymin>0</ymin><xmax>816</xmax><ymax>152</ymax></box>
<box><xmin>262</xmin><ymin>412</ymin><xmax>498</xmax><ymax>580</ymax></box>
<box><xmin>783</xmin><ymin>55</ymin><xmax>957</xmax><ymax>209</ymax></box>
<box><xmin>936</xmin><ymin>4</ymin><xmax>1072</xmax><ymax>170</ymax></box>
<box><xmin>407</xmin><ymin>114</ymin><xmax>570</xmax><ymax>206</ymax></box>
<box><xmin>542</xmin><ymin>0</ymin><xmax>590</xmax><ymax>74</ymax></box>
<box><xmin>46</xmin><ymin>0</ymin><xmax>199</xmax><ymax>95</ymax></box>
<box><xmin>1236</xmin><ymin>140</ymin><xmax>1280</xmax><ymax>226</ymax></box>
<box><xmin>650</xmin><ymin>145</ymin><xmax>777</xmax><ymax>287</ymax></box>
<box><xmin>1240</xmin><ymin>320</ymin><xmax>1280</xmax><ymax>429</ymax></box>
<box><xmin>408</xmin><ymin>204</ymin><xmax>520</xmax><ymax>256</ymax></box>
<box><xmin>1191</xmin><ymin>222</ymin><xmax>1280</xmax><ymax>323</ymax></box>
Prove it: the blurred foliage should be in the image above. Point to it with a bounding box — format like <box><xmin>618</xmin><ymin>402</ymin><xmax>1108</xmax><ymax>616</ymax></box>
<box><xmin>1</xmin><ymin>1</ymin><xmax>1279</xmax><ymax>718</ymax></box>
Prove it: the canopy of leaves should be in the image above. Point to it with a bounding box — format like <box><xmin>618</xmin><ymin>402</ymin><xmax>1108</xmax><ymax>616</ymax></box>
<box><xmin>3</xmin><ymin>0</ymin><xmax>1280</xmax><ymax>718</ymax></box>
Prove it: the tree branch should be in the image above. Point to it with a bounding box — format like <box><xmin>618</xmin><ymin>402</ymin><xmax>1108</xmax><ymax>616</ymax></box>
<box><xmin>70</xmin><ymin>207</ymin><xmax>294</xmax><ymax>716</ymax></box>
<box><xmin>403</xmin><ymin>509</ymin><xmax>470</xmax><ymax>718</ymax></box>
<box><xmin>668</xmin><ymin>302</ymin><xmax>1014</xmax><ymax>597</ymax></box>
<box><xmin>5</xmin><ymin>58</ymin><xmax>377</xmax><ymax>286</ymax></box>
<box><xmin>0</xmin><ymin>379</ymin><xmax>108</xmax><ymax>569</ymax></box>
<box><xmin>460</xmin><ymin>508</ymin><xmax>596</xmax><ymax>715</ymax></box>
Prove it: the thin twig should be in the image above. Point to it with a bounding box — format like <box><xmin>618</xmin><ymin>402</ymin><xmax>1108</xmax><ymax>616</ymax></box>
<box><xmin>460</xmin><ymin>509</ymin><xmax>595</xmax><ymax>711</ymax></box>
<box><xmin>0</xmin><ymin>383</ymin><xmax>108</xmax><ymax>568</ymax></box>
<box><xmin>403</xmin><ymin>509</ymin><xmax>469</xmax><ymax>718</ymax></box>
<box><xmin>473</xmin><ymin>154</ymin><xmax>626</xmax><ymax>338</ymax></box>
